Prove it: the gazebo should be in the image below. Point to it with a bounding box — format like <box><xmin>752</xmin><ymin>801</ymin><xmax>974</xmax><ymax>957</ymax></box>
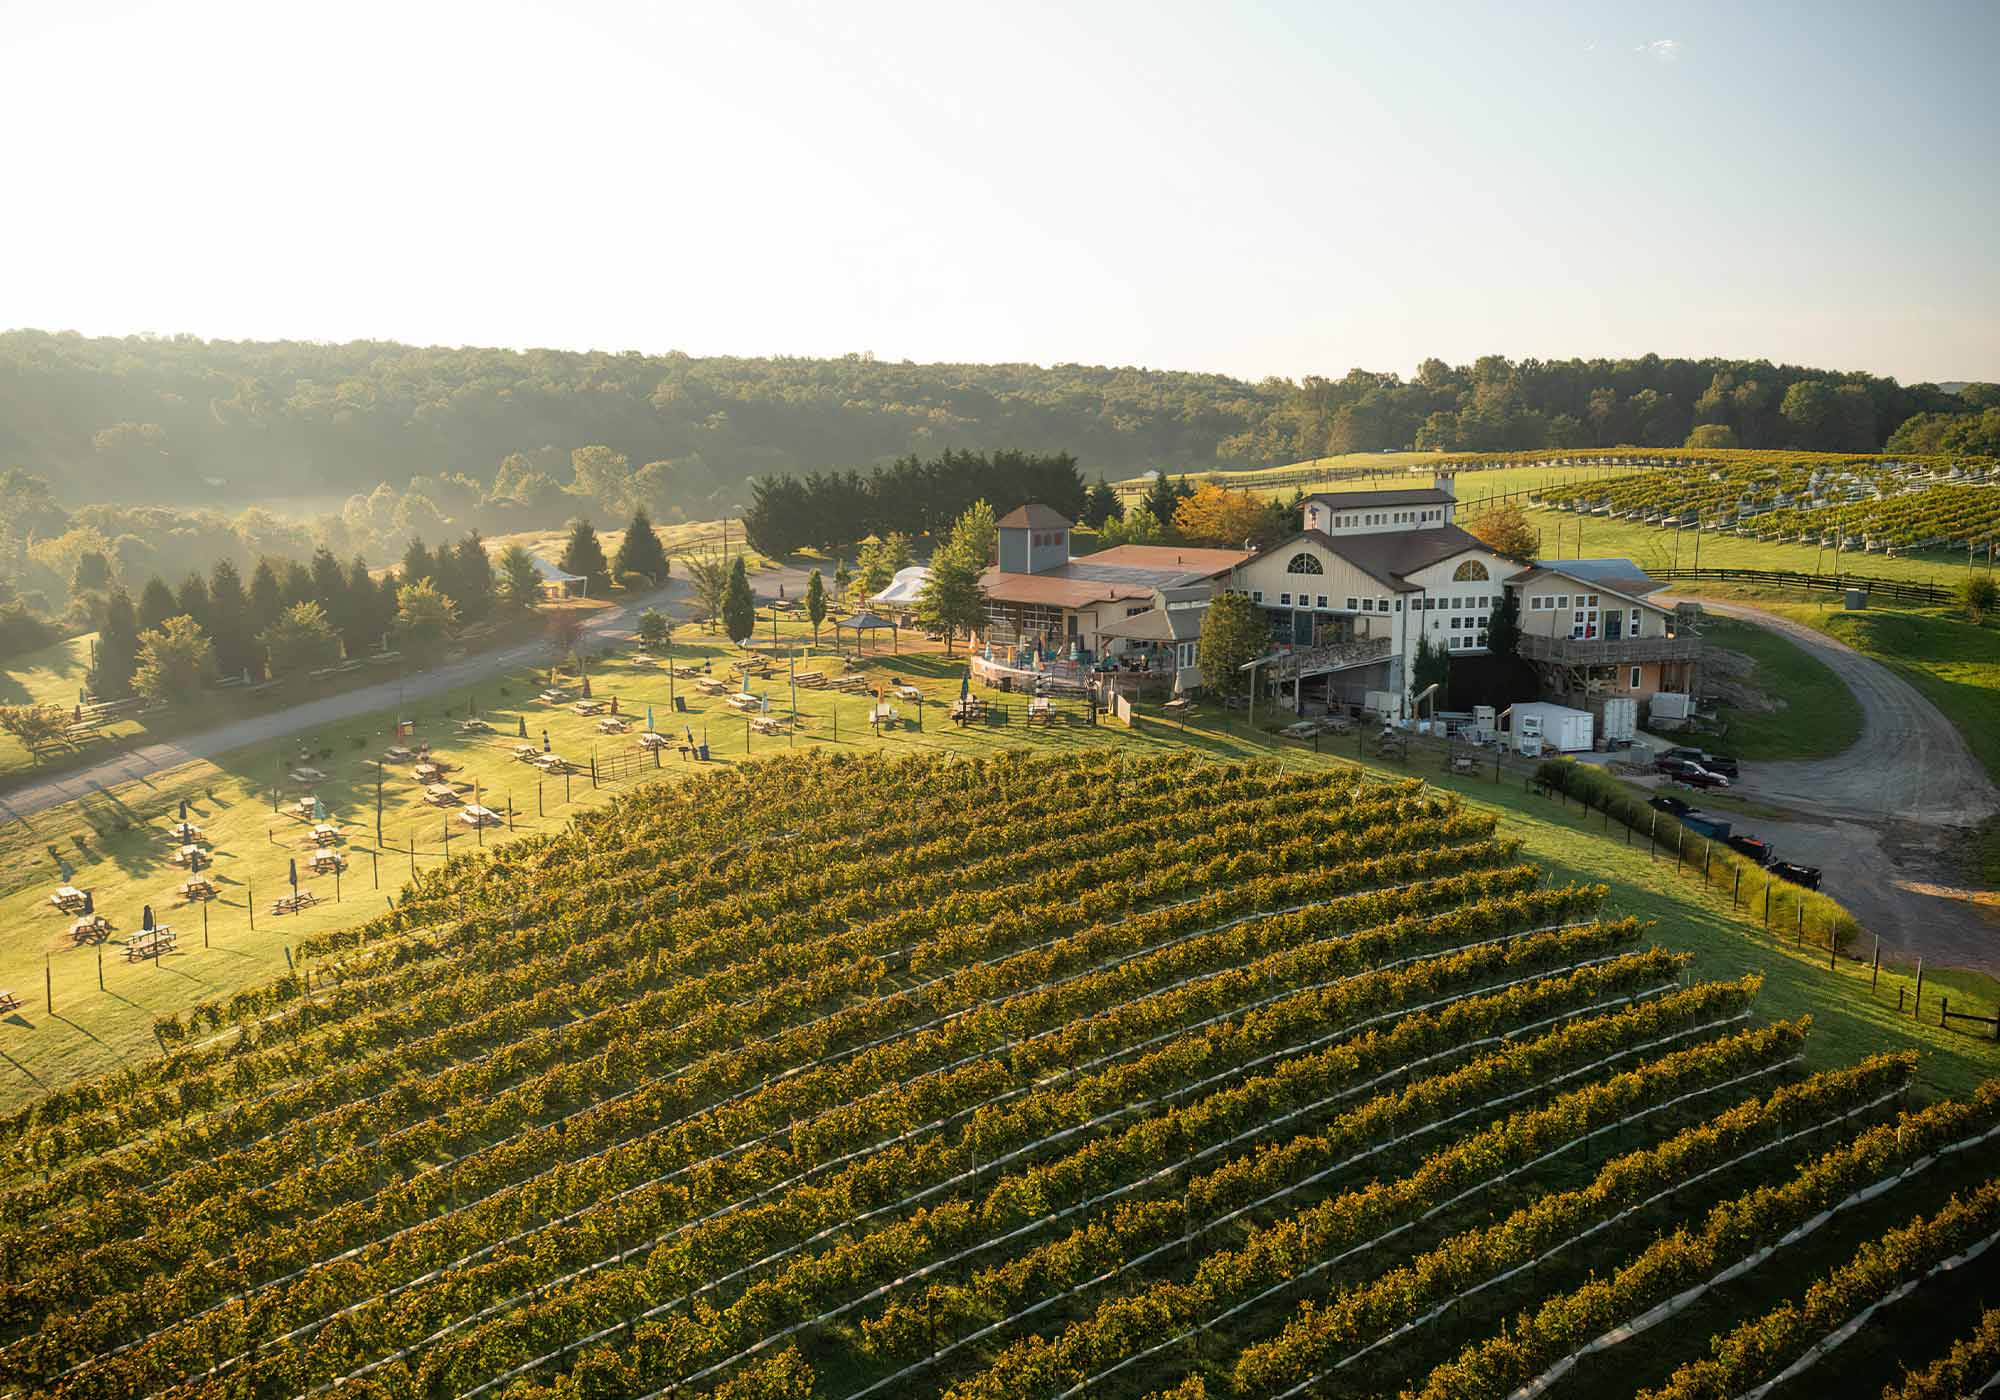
<box><xmin>833</xmin><ymin>611</ymin><xmax>899</xmax><ymax>654</ymax></box>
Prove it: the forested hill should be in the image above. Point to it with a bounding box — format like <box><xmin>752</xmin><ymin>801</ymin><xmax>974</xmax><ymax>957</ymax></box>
<box><xmin>0</xmin><ymin>331</ymin><xmax>1989</xmax><ymax>515</ymax></box>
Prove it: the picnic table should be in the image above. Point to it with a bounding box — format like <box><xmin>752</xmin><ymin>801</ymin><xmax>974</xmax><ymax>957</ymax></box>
<box><xmin>70</xmin><ymin>914</ymin><xmax>112</xmax><ymax>943</ymax></box>
<box><xmin>460</xmin><ymin>804</ymin><xmax>502</xmax><ymax>828</ymax></box>
<box><xmin>178</xmin><ymin>878</ymin><xmax>217</xmax><ymax>902</ymax></box>
<box><xmin>289</xmin><ymin>766</ymin><xmax>328</xmax><ymax>784</ymax></box>
<box><xmin>1027</xmin><ymin>698</ymin><xmax>1055</xmax><ymax>727</ymax></box>
<box><xmin>538</xmin><ymin>688</ymin><xmax>571</xmax><ymax>703</ymax></box>
<box><xmin>894</xmin><ymin>685</ymin><xmax>924</xmax><ymax>702</ymax></box>
<box><xmin>383</xmin><ymin>745</ymin><xmax>416</xmax><ymax>762</ymax></box>
<box><xmin>269</xmin><ymin>891</ymin><xmax>319</xmax><ymax>916</ymax></box>
<box><xmin>424</xmin><ymin>783</ymin><xmax>461</xmax><ymax>805</ymax></box>
<box><xmin>867</xmin><ymin>703</ymin><xmax>900</xmax><ymax>726</ymax></box>
<box><xmin>309</xmin><ymin>848</ymin><xmax>346</xmax><ymax>874</ymax></box>
<box><xmin>596</xmin><ymin>717</ymin><xmax>629</xmax><ymax>734</ymax></box>
<box><xmin>126</xmin><ymin>926</ymin><xmax>177</xmax><ymax>961</ymax></box>
<box><xmin>637</xmin><ymin>731</ymin><xmax>670</xmax><ymax>750</ymax></box>
<box><xmin>414</xmin><ymin>762</ymin><xmax>443</xmax><ymax>782</ymax></box>
<box><xmin>750</xmin><ymin>715</ymin><xmax>789</xmax><ymax>736</ymax></box>
<box><xmin>172</xmin><ymin>845</ymin><xmax>210</xmax><ymax>870</ymax></box>
<box><xmin>312</xmin><ymin>822</ymin><xmax>340</xmax><ymax>844</ymax></box>
<box><xmin>510</xmin><ymin>742</ymin><xmax>540</xmax><ymax>762</ymax></box>
<box><xmin>726</xmin><ymin>692</ymin><xmax>763</xmax><ymax>713</ymax></box>
<box><xmin>0</xmin><ymin>989</ymin><xmax>20</xmax><ymax>1012</ymax></box>
<box><xmin>828</xmin><ymin>674</ymin><xmax>870</xmax><ymax>693</ymax></box>
<box><xmin>949</xmin><ymin>697</ymin><xmax>986</xmax><ymax>720</ymax></box>
<box><xmin>1280</xmin><ymin>720</ymin><xmax>1319</xmax><ymax>740</ymax></box>
<box><xmin>49</xmin><ymin>886</ymin><xmax>87</xmax><ymax>915</ymax></box>
<box><xmin>292</xmin><ymin>797</ymin><xmax>318</xmax><ymax>819</ymax></box>
<box><xmin>532</xmin><ymin>754</ymin><xmax>572</xmax><ymax>774</ymax></box>
<box><xmin>1162</xmin><ymin>698</ymin><xmax>1191</xmax><ymax>716</ymax></box>
<box><xmin>572</xmin><ymin>700</ymin><xmax>606</xmax><ymax>716</ymax></box>
<box><xmin>170</xmin><ymin>821</ymin><xmax>205</xmax><ymax>842</ymax></box>
<box><xmin>457</xmin><ymin>718</ymin><xmax>493</xmax><ymax>734</ymax></box>
<box><xmin>696</xmin><ymin>677</ymin><xmax>729</xmax><ymax>695</ymax></box>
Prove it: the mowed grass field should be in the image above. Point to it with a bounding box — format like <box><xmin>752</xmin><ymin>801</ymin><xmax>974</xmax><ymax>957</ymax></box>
<box><xmin>1695</xmin><ymin>615</ymin><xmax>1865</xmax><ymax>760</ymax></box>
<box><xmin>0</xmin><ymin>607</ymin><xmax>1993</xmax><ymax>1109</ymax></box>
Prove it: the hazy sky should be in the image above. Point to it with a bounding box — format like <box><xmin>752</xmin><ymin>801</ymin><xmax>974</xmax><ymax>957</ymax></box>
<box><xmin>3</xmin><ymin>0</ymin><xmax>1995</xmax><ymax>384</ymax></box>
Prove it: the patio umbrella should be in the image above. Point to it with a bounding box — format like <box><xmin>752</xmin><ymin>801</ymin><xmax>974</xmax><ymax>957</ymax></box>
<box><xmin>313</xmin><ymin>796</ymin><xmax>327</xmax><ymax>821</ymax></box>
<box><xmin>142</xmin><ymin>905</ymin><xmax>154</xmax><ymax>932</ymax></box>
<box><xmin>543</xmin><ymin>729</ymin><xmax>551</xmax><ymax>752</ymax></box>
<box><xmin>646</xmin><ymin>705</ymin><xmax>655</xmax><ymax>733</ymax></box>
<box><xmin>288</xmin><ymin>859</ymin><xmax>298</xmax><ymax>892</ymax></box>
<box><xmin>582</xmin><ymin>675</ymin><xmax>593</xmax><ymax>699</ymax></box>
<box><xmin>179</xmin><ymin>798</ymin><xmax>188</xmax><ymax>822</ymax></box>
<box><xmin>960</xmin><ymin>668</ymin><xmax>971</xmax><ymax>703</ymax></box>
<box><xmin>82</xmin><ymin>889</ymin><xmax>93</xmax><ymax>915</ymax></box>
<box><xmin>518</xmin><ymin>715</ymin><xmax>528</xmax><ymax>739</ymax></box>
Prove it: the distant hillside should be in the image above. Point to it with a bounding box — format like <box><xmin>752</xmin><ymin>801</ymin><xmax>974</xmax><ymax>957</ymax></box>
<box><xmin>0</xmin><ymin>332</ymin><xmax>1989</xmax><ymax>521</ymax></box>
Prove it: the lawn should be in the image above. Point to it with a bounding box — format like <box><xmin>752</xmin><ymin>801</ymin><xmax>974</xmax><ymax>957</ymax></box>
<box><xmin>1696</xmin><ymin>615</ymin><xmax>1864</xmax><ymax>760</ymax></box>
<box><xmin>0</xmin><ymin>610</ymin><xmax>1992</xmax><ymax>1110</ymax></box>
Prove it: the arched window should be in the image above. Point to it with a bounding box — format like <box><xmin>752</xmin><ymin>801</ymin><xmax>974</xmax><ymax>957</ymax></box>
<box><xmin>1452</xmin><ymin>559</ymin><xmax>1490</xmax><ymax>581</ymax></box>
<box><xmin>1285</xmin><ymin>552</ymin><xmax>1323</xmax><ymax>575</ymax></box>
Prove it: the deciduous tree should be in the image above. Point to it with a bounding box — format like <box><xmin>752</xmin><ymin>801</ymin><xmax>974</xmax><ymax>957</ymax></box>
<box><xmin>636</xmin><ymin>607</ymin><xmax>672</xmax><ymax>652</ymax></box>
<box><xmin>133</xmin><ymin>615</ymin><xmax>216</xmax><ymax>704</ymax></box>
<box><xmin>260</xmin><ymin>601</ymin><xmax>342</xmax><ymax>678</ymax></box>
<box><xmin>0</xmin><ymin>704</ymin><xmax>70</xmax><ymax>754</ymax></box>
<box><xmin>394</xmin><ymin>579</ymin><xmax>458</xmax><ymax>658</ymax></box>
<box><xmin>1465</xmin><ymin>502</ymin><xmax>1539</xmax><ymax>561</ymax></box>
<box><xmin>1173</xmin><ymin>483</ymin><xmax>1266</xmax><ymax>548</ymax></box>
<box><xmin>916</xmin><ymin>501</ymin><xmax>995</xmax><ymax>655</ymax></box>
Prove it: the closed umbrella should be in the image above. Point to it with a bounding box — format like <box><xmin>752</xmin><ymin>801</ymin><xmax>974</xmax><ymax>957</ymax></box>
<box><xmin>960</xmin><ymin>669</ymin><xmax>970</xmax><ymax>704</ymax></box>
<box><xmin>313</xmin><ymin>796</ymin><xmax>326</xmax><ymax>821</ymax></box>
<box><xmin>646</xmin><ymin>705</ymin><xmax>655</xmax><ymax>733</ymax></box>
<box><xmin>179</xmin><ymin>798</ymin><xmax>188</xmax><ymax>822</ymax></box>
<box><xmin>142</xmin><ymin>905</ymin><xmax>154</xmax><ymax>932</ymax></box>
<box><xmin>288</xmin><ymin>858</ymin><xmax>298</xmax><ymax>892</ymax></box>
<box><xmin>518</xmin><ymin>715</ymin><xmax>528</xmax><ymax>739</ymax></box>
<box><xmin>82</xmin><ymin>889</ymin><xmax>93</xmax><ymax>915</ymax></box>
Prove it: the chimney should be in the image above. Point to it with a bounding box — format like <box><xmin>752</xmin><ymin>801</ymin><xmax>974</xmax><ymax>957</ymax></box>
<box><xmin>1433</xmin><ymin>472</ymin><xmax>1457</xmax><ymax>499</ymax></box>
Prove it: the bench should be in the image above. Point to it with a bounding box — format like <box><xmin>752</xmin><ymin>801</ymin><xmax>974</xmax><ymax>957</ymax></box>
<box><xmin>269</xmin><ymin>892</ymin><xmax>319</xmax><ymax>916</ymax></box>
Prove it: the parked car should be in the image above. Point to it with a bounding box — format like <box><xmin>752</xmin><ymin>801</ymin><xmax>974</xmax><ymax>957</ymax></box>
<box><xmin>1770</xmin><ymin>860</ymin><xmax>1823</xmax><ymax>891</ymax></box>
<box><xmin>1726</xmin><ymin>834</ymin><xmax>1774</xmax><ymax>865</ymax></box>
<box><xmin>1655</xmin><ymin>757</ymin><xmax>1730</xmax><ymax>789</ymax></box>
<box><xmin>1648</xmin><ymin>794</ymin><xmax>1693</xmax><ymax>817</ymax></box>
<box><xmin>1662</xmin><ymin>746</ymin><xmax>1740</xmax><ymax>779</ymax></box>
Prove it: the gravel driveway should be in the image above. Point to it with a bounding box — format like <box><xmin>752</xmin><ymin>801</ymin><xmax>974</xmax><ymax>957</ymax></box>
<box><xmin>1691</xmin><ymin>600</ymin><xmax>2000</xmax><ymax>970</ymax></box>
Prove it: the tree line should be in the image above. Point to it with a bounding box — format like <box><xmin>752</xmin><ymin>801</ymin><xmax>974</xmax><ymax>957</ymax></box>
<box><xmin>742</xmin><ymin>450</ymin><xmax>1089</xmax><ymax>554</ymax></box>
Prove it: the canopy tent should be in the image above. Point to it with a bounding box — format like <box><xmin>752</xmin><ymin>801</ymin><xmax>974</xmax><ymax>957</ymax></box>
<box><xmin>833</xmin><ymin>611</ymin><xmax>899</xmax><ymax>654</ymax></box>
<box><xmin>868</xmin><ymin>565</ymin><xmax>931</xmax><ymax>609</ymax></box>
<box><xmin>529</xmin><ymin>554</ymin><xmax>589</xmax><ymax>599</ymax></box>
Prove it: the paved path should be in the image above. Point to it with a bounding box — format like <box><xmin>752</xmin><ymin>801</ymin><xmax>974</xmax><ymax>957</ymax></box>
<box><xmin>1691</xmin><ymin>600</ymin><xmax>1999</xmax><ymax>970</ymax></box>
<box><xmin>0</xmin><ymin>589</ymin><xmax>667</xmax><ymax>826</ymax></box>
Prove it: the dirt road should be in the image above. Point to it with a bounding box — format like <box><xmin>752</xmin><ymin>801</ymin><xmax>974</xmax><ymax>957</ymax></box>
<box><xmin>0</xmin><ymin>588</ymin><xmax>665</xmax><ymax>826</ymax></box>
<box><xmin>1693</xmin><ymin>600</ymin><xmax>1999</xmax><ymax>970</ymax></box>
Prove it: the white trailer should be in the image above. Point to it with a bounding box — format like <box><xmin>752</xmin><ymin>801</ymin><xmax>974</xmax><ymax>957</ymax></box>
<box><xmin>1649</xmin><ymin>692</ymin><xmax>1693</xmax><ymax>725</ymax></box>
<box><xmin>1599</xmin><ymin>697</ymin><xmax>1637</xmax><ymax>744</ymax></box>
<box><xmin>1509</xmin><ymin>702</ymin><xmax>1595</xmax><ymax>754</ymax></box>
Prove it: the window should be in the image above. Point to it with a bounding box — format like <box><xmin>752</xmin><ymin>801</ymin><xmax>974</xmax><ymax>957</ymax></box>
<box><xmin>1556</xmin><ymin>595</ymin><xmax>1570</xmax><ymax>609</ymax></box>
<box><xmin>1378</xmin><ymin>597</ymin><xmax>1389</xmax><ymax>612</ymax></box>
<box><xmin>1285</xmin><ymin>552</ymin><xmax>1323</xmax><ymax>575</ymax></box>
<box><xmin>1306</xmin><ymin>508</ymin><xmax>1321</xmax><ymax>529</ymax></box>
<box><xmin>1450</xmin><ymin>616</ymin><xmax>1462</xmax><ymax>630</ymax></box>
<box><xmin>1586</xmin><ymin>594</ymin><xmax>1599</xmax><ymax>607</ymax></box>
<box><xmin>1630</xmin><ymin>666</ymin><xmax>1643</xmax><ymax>689</ymax></box>
<box><xmin>1394</xmin><ymin>600</ymin><xmax>1402</xmax><ymax>612</ymax></box>
<box><xmin>1279</xmin><ymin>592</ymin><xmax>1291</xmax><ymax>606</ymax></box>
<box><xmin>1361</xmin><ymin>598</ymin><xmax>1374</xmax><ymax>612</ymax></box>
<box><xmin>1316</xmin><ymin>594</ymin><xmax>1328</xmax><ymax>609</ymax></box>
<box><xmin>1346</xmin><ymin>596</ymin><xmax>1358</xmax><ymax>610</ymax></box>
<box><xmin>1630</xmin><ymin>608</ymin><xmax>1641</xmax><ymax>632</ymax></box>
<box><xmin>1452</xmin><ymin>559</ymin><xmax>1490</xmax><ymax>582</ymax></box>
<box><xmin>1251</xmin><ymin>590</ymin><xmax>1263</xmax><ymax>603</ymax></box>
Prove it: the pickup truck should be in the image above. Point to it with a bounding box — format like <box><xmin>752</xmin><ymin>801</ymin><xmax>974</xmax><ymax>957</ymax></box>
<box><xmin>1661</xmin><ymin>747</ymin><xmax>1740</xmax><ymax>780</ymax></box>
<box><xmin>1655</xmin><ymin>757</ymin><xmax>1731</xmax><ymax>789</ymax></box>
<box><xmin>1726</xmin><ymin>834</ymin><xmax>1774</xmax><ymax>866</ymax></box>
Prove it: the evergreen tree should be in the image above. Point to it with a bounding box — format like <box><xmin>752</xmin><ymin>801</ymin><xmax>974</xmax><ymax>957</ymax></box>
<box><xmin>309</xmin><ymin>547</ymin><xmax>346</xmax><ymax>632</ymax></box>
<box><xmin>722</xmin><ymin>554</ymin><xmax>756</xmax><ymax>645</ymax></box>
<box><xmin>1198</xmin><ymin>590</ymin><xmax>1266</xmax><ymax>700</ymax></box>
<box><xmin>137</xmin><ymin>576</ymin><xmax>177</xmax><ymax>634</ymax></box>
<box><xmin>206</xmin><ymin>558</ymin><xmax>256</xmax><ymax>680</ymax></box>
<box><xmin>560</xmin><ymin>518</ymin><xmax>613</xmax><ymax>594</ymax></box>
<box><xmin>174</xmin><ymin>572</ymin><xmax>212</xmax><ymax>631</ymax></box>
<box><xmin>1485</xmin><ymin>592</ymin><xmax>1521</xmax><ymax>657</ymax></box>
<box><xmin>611</xmin><ymin>507</ymin><xmax>669</xmax><ymax>587</ymax></box>
<box><xmin>70</xmin><ymin>550</ymin><xmax>114</xmax><ymax>597</ymax></box>
<box><xmin>346</xmin><ymin>556</ymin><xmax>388</xmax><ymax>652</ymax></box>
<box><xmin>90</xmin><ymin>586</ymin><xmax>140</xmax><ymax>699</ymax></box>
<box><xmin>1142</xmin><ymin>473</ymin><xmax>1187</xmax><ymax>529</ymax></box>
<box><xmin>805</xmin><ymin>569</ymin><xmax>827</xmax><ymax>643</ymax></box>
<box><xmin>498</xmin><ymin>545</ymin><xmax>541</xmax><ymax>612</ymax></box>
<box><xmin>281</xmin><ymin>560</ymin><xmax>314</xmax><ymax>608</ymax></box>
<box><xmin>451</xmin><ymin>531</ymin><xmax>496</xmax><ymax>622</ymax></box>
<box><xmin>400</xmin><ymin>538</ymin><xmax>436</xmax><ymax>587</ymax></box>
<box><xmin>248</xmin><ymin>558</ymin><xmax>284</xmax><ymax>643</ymax></box>
<box><xmin>1081</xmin><ymin>478</ymin><xmax>1123</xmax><ymax>529</ymax></box>
<box><xmin>1413</xmin><ymin>633</ymin><xmax>1451</xmax><ymax>708</ymax></box>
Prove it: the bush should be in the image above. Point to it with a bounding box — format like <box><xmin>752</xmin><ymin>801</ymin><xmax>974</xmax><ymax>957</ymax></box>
<box><xmin>1535</xmin><ymin>758</ymin><xmax>1861</xmax><ymax>952</ymax></box>
<box><xmin>1958</xmin><ymin>572</ymin><xmax>1998</xmax><ymax>624</ymax></box>
<box><xmin>0</xmin><ymin>601</ymin><xmax>58</xmax><ymax>663</ymax></box>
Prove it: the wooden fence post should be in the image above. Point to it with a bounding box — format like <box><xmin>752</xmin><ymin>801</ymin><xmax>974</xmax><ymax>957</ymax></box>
<box><xmin>1870</xmin><ymin>937</ymin><xmax>1880</xmax><ymax>992</ymax></box>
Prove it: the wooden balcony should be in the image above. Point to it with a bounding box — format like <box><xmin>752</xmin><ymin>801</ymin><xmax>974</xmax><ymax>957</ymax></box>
<box><xmin>1517</xmin><ymin>632</ymin><xmax>1704</xmax><ymax>665</ymax></box>
<box><xmin>1262</xmin><ymin>635</ymin><xmax>1393</xmax><ymax>682</ymax></box>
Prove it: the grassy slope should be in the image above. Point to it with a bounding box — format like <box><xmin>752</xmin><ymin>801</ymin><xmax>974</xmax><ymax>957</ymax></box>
<box><xmin>0</xmin><ymin>613</ymin><xmax>1992</xmax><ymax>1110</ymax></box>
<box><xmin>1697</xmin><ymin>615</ymin><xmax>1864</xmax><ymax>759</ymax></box>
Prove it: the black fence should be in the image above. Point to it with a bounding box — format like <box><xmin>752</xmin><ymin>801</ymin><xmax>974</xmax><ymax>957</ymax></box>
<box><xmin>1647</xmin><ymin>567</ymin><xmax>1951</xmax><ymax>605</ymax></box>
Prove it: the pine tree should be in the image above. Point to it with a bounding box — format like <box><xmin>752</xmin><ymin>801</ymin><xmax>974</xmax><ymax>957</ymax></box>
<box><xmin>805</xmin><ymin>570</ymin><xmax>827</xmax><ymax>643</ymax></box>
<box><xmin>1081</xmin><ymin>478</ymin><xmax>1123</xmax><ymax>529</ymax></box>
<box><xmin>90</xmin><ymin>586</ymin><xmax>140</xmax><ymax>698</ymax></box>
<box><xmin>206</xmin><ymin>559</ymin><xmax>256</xmax><ymax>680</ymax></box>
<box><xmin>1142</xmin><ymin>474</ymin><xmax>1185</xmax><ymax>529</ymax></box>
<box><xmin>612</xmin><ymin>507</ymin><xmax>669</xmax><ymax>587</ymax></box>
<box><xmin>248</xmin><ymin>559</ymin><xmax>284</xmax><ymax>645</ymax></box>
<box><xmin>1413</xmin><ymin>633</ymin><xmax>1451</xmax><ymax>708</ymax></box>
<box><xmin>137</xmin><ymin>576</ymin><xmax>177</xmax><ymax>634</ymax></box>
<box><xmin>916</xmin><ymin>501</ymin><xmax>995</xmax><ymax>656</ymax></box>
<box><xmin>346</xmin><ymin>556</ymin><xmax>387</xmax><ymax>652</ymax></box>
<box><xmin>451</xmin><ymin>531</ymin><xmax>496</xmax><ymax>622</ymax></box>
<box><xmin>560</xmin><ymin>519</ymin><xmax>612</xmax><ymax>595</ymax></box>
<box><xmin>1198</xmin><ymin>590</ymin><xmax>1267</xmax><ymax>699</ymax></box>
<box><xmin>282</xmin><ymin>560</ymin><xmax>314</xmax><ymax>608</ymax></box>
<box><xmin>723</xmin><ymin>554</ymin><xmax>757</xmax><ymax>645</ymax></box>
<box><xmin>309</xmin><ymin>547</ymin><xmax>346</xmax><ymax>628</ymax></box>
<box><xmin>498</xmin><ymin>546</ymin><xmax>542</xmax><ymax>612</ymax></box>
<box><xmin>401</xmin><ymin>538</ymin><xmax>436</xmax><ymax>588</ymax></box>
<box><xmin>175</xmin><ymin>572</ymin><xmax>211</xmax><ymax>631</ymax></box>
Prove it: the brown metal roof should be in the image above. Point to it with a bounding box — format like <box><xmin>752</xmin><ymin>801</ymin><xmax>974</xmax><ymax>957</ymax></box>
<box><xmin>996</xmin><ymin>503</ymin><xmax>1073</xmax><ymax>529</ymax></box>
<box><xmin>978</xmin><ymin>569</ymin><xmax>1154</xmax><ymax>608</ymax></box>
<box><xmin>1278</xmin><ymin>524</ymin><xmax>1491</xmax><ymax>592</ymax></box>
<box><xmin>1079</xmin><ymin>544</ymin><xmax>1250</xmax><ymax>577</ymax></box>
<box><xmin>1300</xmin><ymin>487</ymin><xmax>1456</xmax><ymax>510</ymax></box>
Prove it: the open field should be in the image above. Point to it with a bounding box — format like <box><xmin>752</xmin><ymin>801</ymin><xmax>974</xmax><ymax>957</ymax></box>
<box><xmin>0</xmin><ymin>751</ymin><xmax>1994</xmax><ymax>1400</ymax></box>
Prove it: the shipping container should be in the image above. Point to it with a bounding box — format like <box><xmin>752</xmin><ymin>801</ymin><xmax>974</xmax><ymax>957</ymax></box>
<box><xmin>1509</xmin><ymin>702</ymin><xmax>1595</xmax><ymax>753</ymax></box>
<box><xmin>1600</xmin><ymin>698</ymin><xmax>1637</xmax><ymax>743</ymax></box>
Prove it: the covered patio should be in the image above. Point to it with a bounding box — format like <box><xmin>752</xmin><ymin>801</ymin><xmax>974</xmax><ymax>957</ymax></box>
<box><xmin>833</xmin><ymin>611</ymin><xmax>900</xmax><ymax>654</ymax></box>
